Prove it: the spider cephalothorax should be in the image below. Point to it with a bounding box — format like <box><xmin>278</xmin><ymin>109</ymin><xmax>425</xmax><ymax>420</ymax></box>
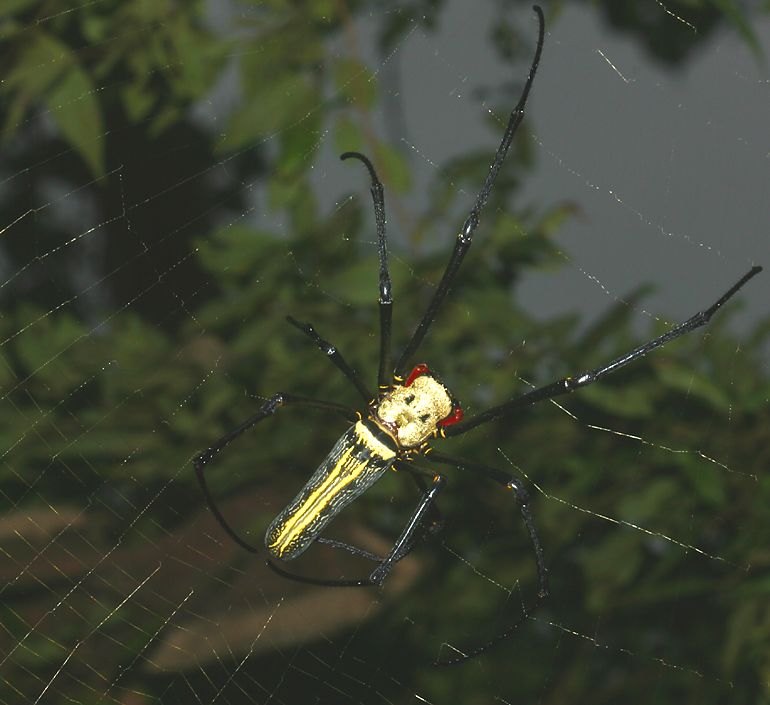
<box><xmin>373</xmin><ymin>364</ymin><xmax>463</xmax><ymax>449</ymax></box>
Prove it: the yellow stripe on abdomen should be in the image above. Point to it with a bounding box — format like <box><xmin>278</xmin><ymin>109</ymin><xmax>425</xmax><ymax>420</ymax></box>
<box><xmin>268</xmin><ymin>446</ymin><xmax>359</xmax><ymax>554</ymax></box>
<box><xmin>266</xmin><ymin>421</ymin><xmax>396</xmax><ymax>560</ymax></box>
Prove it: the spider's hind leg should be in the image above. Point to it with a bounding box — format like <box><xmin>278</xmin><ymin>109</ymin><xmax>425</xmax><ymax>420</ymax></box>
<box><xmin>195</xmin><ymin>393</ymin><xmax>357</xmax><ymax>554</ymax></box>
<box><xmin>265</xmin><ymin>469</ymin><xmax>446</xmax><ymax>588</ymax></box>
<box><xmin>400</xmin><ymin>463</ymin><xmax>446</xmax><ymax>539</ymax></box>
<box><xmin>422</xmin><ymin>450</ymin><xmax>549</xmax><ymax>666</ymax></box>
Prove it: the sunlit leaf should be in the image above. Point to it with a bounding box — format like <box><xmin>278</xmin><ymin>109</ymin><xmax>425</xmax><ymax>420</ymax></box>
<box><xmin>46</xmin><ymin>65</ymin><xmax>105</xmax><ymax>178</ymax></box>
<box><xmin>656</xmin><ymin>360</ymin><xmax>731</xmax><ymax>411</ymax></box>
<box><xmin>219</xmin><ymin>73</ymin><xmax>319</xmax><ymax>151</ymax></box>
<box><xmin>334</xmin><ymin>114</ymin><xmax>365</xmax><ymax>154</ymax></box>
<box><xmin>333</xmin><ymin>57</ymin><xmax>378</xmax><ymax>109</ymax></box>
<box><xmin>372</xmin><ymin>141</ymin><xmax>412</xmax><ymax>194</ymax></box>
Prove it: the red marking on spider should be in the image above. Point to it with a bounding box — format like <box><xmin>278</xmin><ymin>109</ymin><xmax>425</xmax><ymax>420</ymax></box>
<box><xmin>438</xmin><ymin>406</ymin><xmax>464</xmax><ymax>427</ymax></box>
<box><xmin>404</xmin><ymin>363</ymin><xmax>430</xmax><ymax>387</ymax></box>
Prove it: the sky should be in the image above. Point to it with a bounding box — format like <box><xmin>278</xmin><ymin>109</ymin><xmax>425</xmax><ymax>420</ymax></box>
<box><xmin>315</xmin><ymin>1</ymin><xmax>769</xmax><ymax>332</ymax></box>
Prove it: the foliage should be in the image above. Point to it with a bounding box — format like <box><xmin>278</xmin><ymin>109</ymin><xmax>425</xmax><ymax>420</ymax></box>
<box><xmin>0</xmin><ymin>1</ymin><xmax>767</xmax><ymax>704</ymax></box>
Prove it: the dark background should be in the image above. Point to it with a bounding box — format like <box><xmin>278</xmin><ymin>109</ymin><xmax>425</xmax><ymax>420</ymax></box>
<box><xmin>0</xmin><ymin>1</ymin><xmax>768</xmax><ymax>703</ymax></box>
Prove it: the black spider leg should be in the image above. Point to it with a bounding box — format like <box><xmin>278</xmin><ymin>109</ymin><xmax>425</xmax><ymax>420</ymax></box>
<box><xmin>370</xmin><ymin>470</ymin><xmax>446</xmax><ymax>583</ymax></box>
<box><xmin>286</xmin><ymin>315</ymin><xmax>372</xmax><ymax>404</ymax></box>
<box><xmin>421</xmin><ymin>451</ymin><xmax>547</xmax><ymax>666</ymax></box>
<box><xmin>314</xmin><ymin>538</ymin><xmax>383</xmax><ymax>563</ymax></box>
<box><xmin>394</xmin><ymin>5</ymin><xmax>545</xmax><ymax>378</ymax></box>
<box><xmin>445</xmin><ymin>265</ymin><xmax>762</xmax><ymax>438</ymax></box>
<box><xmin>194</xmin><ymin>393</ymin><xmax>358</xmax><ymax>553</ymax></box>
<box><xmin>314</xmin><ymin>465</ymin><xmax>446</xmax><ymax>564</ymax></box>
<box><xmin>266</xmin><ymin>467</ymin><xmax>446</xmax><ymax>587</ymax></box>
<box><xmin>401</xmin><ymin>464</ymin><xmax>446</xmax><ymax>538</ymax></box>
<box><xmin>340</xmin><ymin>151</ymin><xmax>393</xmax><ymax>392</ymax></box>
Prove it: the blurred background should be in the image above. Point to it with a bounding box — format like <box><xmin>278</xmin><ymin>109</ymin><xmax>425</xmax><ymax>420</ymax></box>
<box><xmin>1</xmin><ymin>0</ymin><xmax>769</xmax><ymax>703</ymax></box>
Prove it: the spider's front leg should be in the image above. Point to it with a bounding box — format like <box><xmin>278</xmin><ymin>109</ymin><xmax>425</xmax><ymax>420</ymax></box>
<box><xmin>340</xmin><ymin>151</ymin><xmax>393</xmax><ymax>391</ymax></box>
<box><xmin>394</xmin><ymin>6</ymin><xmax>545</xmax><ymax>377</ymax></box>
<box><xmin>446</xmin><ymin>265</ymin><xmax>762</xmax><ymax>437</ymax></box>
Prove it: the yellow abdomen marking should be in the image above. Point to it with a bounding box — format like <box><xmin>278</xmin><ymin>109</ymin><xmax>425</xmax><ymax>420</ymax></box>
<box><xmin>267</xmin><ymin>421</ymin><xmax>395</xmax><ymax>558</ymax></box>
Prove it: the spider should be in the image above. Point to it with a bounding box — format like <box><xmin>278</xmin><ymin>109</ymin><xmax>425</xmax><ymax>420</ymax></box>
<box><xmin>195</xmin><ymin>5</ymin><xmax>761</xmax><ymax>666</ymax></box>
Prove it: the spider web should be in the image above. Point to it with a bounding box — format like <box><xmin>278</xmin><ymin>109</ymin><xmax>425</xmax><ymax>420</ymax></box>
<box><xmin>1</xmin><ymin>1</ymin><xmax>768</xmax><ymax>704</ymax></box>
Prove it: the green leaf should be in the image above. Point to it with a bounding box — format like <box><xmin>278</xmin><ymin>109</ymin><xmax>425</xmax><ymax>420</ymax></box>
<box><xmin>722</xmin><ymin>600</ymin><xmax>761</xmax><ymax>674</ymax></box>
<box><xmin>197</xmin><ymin>225</ymin><xmax>282</xmax><ymax>277</ymax></box>
<box><xmin>372</xmin><ymin>142</ymin><xmax>412</xmax><ymax>194</ymax></box>
<box><xmin>1</xmin><ymin>94</ymin><xmax>27</xmax><ymax>143</ymax></box>
<box><xmin>334</xmin><ymin>115</ymin><xmax>365</xmax><ymax>154</ymax></box>
<box><xmin>1</xmin><ymin>31</ymin><xmax>67</xmax><ymax>99</ymax></box>
<box><xmin>240</xmin><ymin>20</ymin><xmax>325</xmax><ymax>83</ymax></box>
<box><xmin>656</xmin><ymin>361</ymin><xmax>730</xmax><ymax>411</ymax></box>
<box><xmin>618</xmin><ymin>477</ymin><xmax>679</xmax><ymax>524</ymax></box>
<box><xmin>2</xmin><ymin>0</ymin><xmax>38</xmax><ymax>14</ymax></box>
<box><xmin>121</xmin><ymin>81</ymin><xmax>155</xmax><ymax>122</ymax></box>
<box><xmin>334</xmin><ymin>121</ymin><xmax>411</xmax><ymax>193</ymax></box>
<box><xmin>326</xmin><ymin>256</ymin><xmax>379</xmax><ymax>305</ymax></box>
<box><xmin>219</xmin><ymin>73</ymin><xmax>319</xmax><ymax>151</ymax></box>
<box><xmin>578</xmin><ymin>382</ymin><xmax>654</xmax><ymax>418</ymax></box>
<box><xmin>306</xmin><ymin>0</ymin><xmax>336</xmax><ymax>21</ymax></box>
<box><xmin>0</xmin><ymin>31</ymin><xmax>105</xmax><ymax>175</ymax></box>
<box><xmin>278</xmin><ymin>114</ymin><xmax>323</xmax><ymax>178</ymax></box>
<box><xmin>266</xmin><ymin>176</ymin><xmax>317</xmax><ymax>223</ymax></box>
<box><xmin>81</xmin><ymin>14</ymin><xmax>109</xmax><ymax>43</ymax></box>
<box><xmin>46</xmin><ymin>67</ymin><xmax>105</xmax><ymax>179</ymax></box>
<box><xmin>168</xmin><ymin>18</ymin><xmax>227</xmax><ymax>98</ymax></box>
<box><xmin>13</xmin><ymin>307</ymin><xmax>86</xmax><ymax>390</ymax></box>
<box><xmin>535</xmin><ymin>200</ymin><xmax>581</xmax><ymax>240</ymax></box>
<box><xmin>0</xmin><ymin>352</ymin><xmax>15</xmax><ymax>387</ymax></box>
<box><xmin>681</xmin><ymin>461</ymin><xmax>726</xmax><ymax>506</ymax></box>
<box><xmin>333</xmin><ymin>57</ymin><xmax>377</xmax><ymax>109</ymax></box>
<box><xmin>710</xmin><ymin>0</ymin><xmax>763</xmax><ymax>58</ymax></box>
<box><xmin>148</xmin><ymin>105</ymin><xmax>180</xmax><ymax>136</ymax></box>
<box><xmin>580</xmin><ymin>531</ymin><xmax>643</xmax><ymax>610</ymax></box>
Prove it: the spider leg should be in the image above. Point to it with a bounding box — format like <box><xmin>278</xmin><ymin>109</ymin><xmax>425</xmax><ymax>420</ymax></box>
<box><xmin>340</xmin><ymin>152</ymin><xmax>393</xmax><ymax>392</ymax></box>
<box><xmin>445</xmin><ymin>265</ymin><xmax>762</xmax><ymax>438</ymax></box>
<box><xmin>316</xmin><ymin>537</ymin><xmax>383</xmax><ymax>563</ymax></box>
<box><xmin>266</xmin><ymin>557</ymin><xmax>374</xmax><ymax>587</ymax></box>
<box><xmin>195</xmin><ymin>393</ymin><xmax>357</xmax><ymax>553</ymax></box>
<box><xmin>310</xmin><ymin>466</ymin><xmax>447</xmax><ymax>561</ymax></box>
<box><xmin>400</xmin><ymin>464</ymin><xmax>446</xmax><ymax>538</ymax></box>
<box><xmin>286</xmin><ymin>316</ymin><xmax>373</xmax><ymax>403</ymax></box>
<box><xmin>422</xmin><ymin>451</ymin><xmax>548</xmax><ymax>666</ymax></box>
<box><xmin>371</xmin><ymin>471</ymin><xmax>446</xmax><ymax>584</ymax></box>
<box><xmin>394</xmin><ymin>6</ymin><xmax>545</xmax><ymax>378</ymax></box>
<box><xmin>265</xmin><ymin>469</ymin><xmax>446</xmax><ymax>588</ymax></box>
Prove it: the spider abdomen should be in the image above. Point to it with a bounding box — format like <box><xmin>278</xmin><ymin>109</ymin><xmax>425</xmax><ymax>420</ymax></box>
<box><xmin>265</xmin><ymin>420</ymin><xmax>397</xmax><ymax>560</ymax></box>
